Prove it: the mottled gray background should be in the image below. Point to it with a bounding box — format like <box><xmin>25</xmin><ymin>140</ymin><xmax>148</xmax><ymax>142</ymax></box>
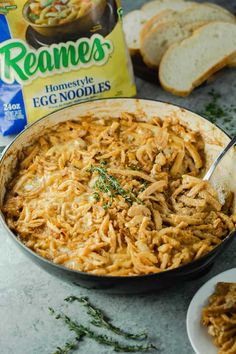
<box><xmin>1</xmin><ymin>1</ymin><xmax>236</xmax><ymax>354</ymax></box>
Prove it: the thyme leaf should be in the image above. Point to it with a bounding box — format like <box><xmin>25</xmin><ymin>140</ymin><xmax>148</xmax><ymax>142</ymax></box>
<box><xmin>93</xmin><ymin>192</ymin><xmax>100</xmax><ymax>202</ymax></box>
<box><xmin>49</xmin><ymin>308</ymin><xmax>156</xmax><ymax>353</ymax></box>
<box><xmin>88</xmin><ymin>162</ymin><xmax>142</xmax><ymax>207</ymax></box>
<box><xmin>140</xmin><ymin>180</ymin><xmax>149</xmax><ymax>193</ymax></box>
<box><xmin>64</xmin><ymin>296</ymin><xmax>147</xmax><ymax>340</ymax></box>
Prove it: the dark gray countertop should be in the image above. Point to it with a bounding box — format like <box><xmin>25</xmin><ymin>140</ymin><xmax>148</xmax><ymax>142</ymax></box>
<box><xmin>1</xmin><ymin>1</ymin><xmax>236</xmax><ymax>354</ymax></box>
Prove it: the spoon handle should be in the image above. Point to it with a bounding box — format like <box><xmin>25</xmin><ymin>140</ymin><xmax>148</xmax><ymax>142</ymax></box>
<box><xmin>203</xmin><ymin>135</ymin><xmax>236</xmax><ymax>181</ymax></box>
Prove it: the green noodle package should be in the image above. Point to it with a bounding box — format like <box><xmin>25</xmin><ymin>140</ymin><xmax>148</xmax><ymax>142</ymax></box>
<box><xmin>0</xmin><ymin>0</ymin><xmax>136</xmax><ymax>135</ymax></box>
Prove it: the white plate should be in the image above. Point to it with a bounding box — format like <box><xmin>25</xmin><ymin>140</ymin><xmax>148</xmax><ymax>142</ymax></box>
<box><xmin>186</xmin><ymin>268</ymin><xmax>236</xmax><ymax>354</ymax></box>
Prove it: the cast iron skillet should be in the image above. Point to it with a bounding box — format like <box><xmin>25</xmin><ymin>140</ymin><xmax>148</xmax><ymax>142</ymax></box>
<box><xmin>0</xmin><ymin>98</ymin><xmax>235</xmax><ymax>294</ymax></box>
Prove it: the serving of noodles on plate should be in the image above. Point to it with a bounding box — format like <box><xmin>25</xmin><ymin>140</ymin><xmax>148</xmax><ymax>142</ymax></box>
<box><xmin>202</xmin><ymin>282</ymin><xmax>236</xmax><ymax>354</ymax></box>
<box><xmin>2</xmin><ymin>113</ymin><xmax>236</xmax><ymax>276</ymax></box>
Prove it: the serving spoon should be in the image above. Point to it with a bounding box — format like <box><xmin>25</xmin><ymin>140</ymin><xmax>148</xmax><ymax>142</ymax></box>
<box><xmin>203</xmin><ymin>136</ymin><xmax>236</xmax><ymax>181</ymax></box>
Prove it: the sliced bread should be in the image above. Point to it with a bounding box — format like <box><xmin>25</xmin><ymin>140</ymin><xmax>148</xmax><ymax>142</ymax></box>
<box><xmin>140</xmin><ymin>4</ymin><xmax>236</xmax><ymax>68</ymax></box>
<box><xmin>141</xmin><ymin>3</ymin><xmax>236</xmax><ymax>46</ymax></box>
<box><xmin>123</xmin><ymin>1</ymin><xmax>195</xmax><ymax>56</ymax></box>
<box><xmin>141</xmin><ymin>21</ymin><xmax>201</xmax><ymax>69</ymax></box>
<box><xmin>142</xmin><ymin>0</ymin><xmax>196</xmax><ymax>17</ymax></box>
<box><xmin>123</xmin><ymin>10</ymin><xmax>149</xmax><ymax>56</ymax></box>
<box><xmin>159</xmin><ymin>22</ymin><xmax>236</xmax><ymax>96</ymax></box>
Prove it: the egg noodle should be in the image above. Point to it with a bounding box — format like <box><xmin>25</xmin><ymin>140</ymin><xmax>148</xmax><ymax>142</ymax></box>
<box><xmin>3</xmin><ymin>114</ymin><xmax>236</xmax><ymax>276</ymax></box>
<box><xmin>202</xmin><ymin>282</ymin><xmax>236</xmax><ymax>354</ymax></box>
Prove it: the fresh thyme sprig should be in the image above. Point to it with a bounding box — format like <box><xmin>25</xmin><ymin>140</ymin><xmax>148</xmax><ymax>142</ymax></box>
<box><xmin>52</xmin><ymin>338</ymin><xmax>79</xmax><ymax>354</ymax></box>
<box><xmin>49</xmin><ymin>307</ymin><xmax>85</xmax><ymax>354</ymax></box>
<box><xmin>64</xmin><ymin>296</ymin><xmax>147</xmax><ymax>340</ymax></box>
<box><xmin>49</xmin><ymin>308</ymin><xmax>156</xmax><ymax>353</ymax></box>
<box><xmin>88</xmin><ymin>162</ymin><xmax>142</xmax><ymax>207</ymax></box>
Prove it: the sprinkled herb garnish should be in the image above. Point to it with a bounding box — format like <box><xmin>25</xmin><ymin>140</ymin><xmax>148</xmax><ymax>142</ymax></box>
<box><xmin>199</xmin><ymin>89</ymin><xmax>236</xmax><ymax>136</ymax></box>
<box><xmin>49</xmin><ymin>308</ymin><xmax>156</xmax><ymax>353</ymax></box>
<box><xmin>200</xmin><ymin>90</ymin><xmax>227</xmax><ymax>123</ymax></box>
<box><xmin>200</xmin><ymin>89</ymin><xmax>236</xmax><ymax>123</ymax></box>
<box><xmin>64</xmin><ymin>296</ymin><xmax>147</xmax><ymax>340</ymax></box>
<box><xmin>88</xmin><ymin>162</ymin><xmax>142</xmax><ymax>208</ymax></box>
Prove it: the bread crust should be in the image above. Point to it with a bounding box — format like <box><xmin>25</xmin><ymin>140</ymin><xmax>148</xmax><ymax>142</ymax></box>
<box><xmin>128</xmin><ymin>48</ymin><xmax>140</xmax><ymax>57</ymax></box>
<box><xmin>228</xmin><ymin>55</ymin><xmax>236</xmax><ymax>68</ymax></box>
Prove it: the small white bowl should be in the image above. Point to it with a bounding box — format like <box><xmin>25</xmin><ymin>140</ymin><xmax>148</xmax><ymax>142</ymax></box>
<box><xmin>186</xmin><ymin>268</ymin><xmax>236</xmax><ymax>354</ymax></box>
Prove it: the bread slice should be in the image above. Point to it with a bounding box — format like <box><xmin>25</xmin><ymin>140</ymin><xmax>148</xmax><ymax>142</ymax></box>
<box><xmin>159</xmin><ymin>22</ymin><xmax>236</xmax><ymax>96</ymax></box>
<box><xmin>123</xmin><ymin>10</ymin><xmax>149</xmax><ymax>56</ymax></box>
<box><xmin>141</xmin><ymin>21</ymin><xmax>201</xmax><ymax>69</ymax></box>
<box><xmin>142</xmin><ymin>0</ymin><xmax>196</xmax><ymax>17</ymax></box>
<box><xmin>140</xmin><ymin>9</ymin><xmax>177</xmax><ymax>41</ymax></box>
<box><xmin>140</xmin><ymin>4</ymin><xmax>236</xmax><ymax>68</ymax></box>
